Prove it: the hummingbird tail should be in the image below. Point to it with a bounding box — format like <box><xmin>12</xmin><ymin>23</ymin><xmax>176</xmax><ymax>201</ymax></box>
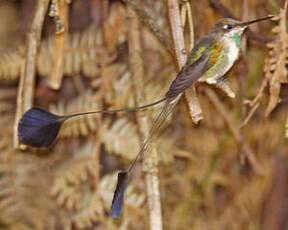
<box><xmin>18</xmin><ymin>97</ymin><xmax>167</xmax><ymax>148</ymax></box>
<box><xmin>110</xmin><ymin>94</ymin><xmax>182</xmax><ymax>218</ymax></box>
<box><xmin>66</xmin><ymin>97</ymin><xmax>168</xmax><ymax>118</ymax></box>
<box><xmin>128</xmin><ymin>94</ymin><xmax>182</xmax><ymax>173</ymax></box>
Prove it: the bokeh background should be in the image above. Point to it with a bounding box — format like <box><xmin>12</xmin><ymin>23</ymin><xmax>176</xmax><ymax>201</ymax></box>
<box><xmin>0</xmin><ymin>0</ymin><xmax>287</xmax><ymax>229</ymax></box>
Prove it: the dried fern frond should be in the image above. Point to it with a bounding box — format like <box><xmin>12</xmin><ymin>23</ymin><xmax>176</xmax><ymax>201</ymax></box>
<box><xmin>101</xmin><ymin>117</ymin><xmax>140</xmax><ymax>160</ymax></box>
<box><xmin>0</xmin><ymin>151</ymin><xmax>63</xmax><ymax>230</ymax></box>
<box><xmin>94</xmin><ymin>63</ymin><xmax>131</xmax><ymax>107</ymax></box>
<box><xmin>0</xmin><ymin>112</ymin><xmax>59</xmax><ymax>230</ymax></box>
<box><xmin>0</xmin><ymin>103</ymin><xmax>13</xmax><ymax>151</ymax></box>
<box><xmin>0</xmin><ymin>25</ymin><xmax>113</xmax><ymax>80</ymax></box>
<box><xmin>243</xmin><ymin>6</ymin><xmax>288</xmax><ymax>126</ymax></box>
<box><xmin>38</xmin><ymin>25</ymin><xmax>106</xmax><ymax>78</ymax></box>
<box><xmin>102</xmin><ymin>63</ymin><xmax>174</xmax><ymax>111</ymax></box>
<box><xmin>0</xmin><ymin>101</ymin><xmax>14</xmax><ymax>114</ymax></box>
<box><xmin>0</xmin><ymin>116</ymin><xmax>13</xmax><ymax>152</ymax></box>
<box><xmin>0</xmin><ymin>2</ymin><xmax>129</xmax><ymax>81</ymax></box>
<box><xmin>264</xmin><ymin>5</ymin><xmax>288</xmax><ymax>116</ymax></box>
<box><xmin>0</xmin><ymin>47</ymin><xmax>25</xmax><ymax>81</ymax></box>
<box><xmin>103</xmin><ymin>2</ymin><xmax>128</xmax><ymax>49</ymax></box>
<box><xmin>71</xmin><ymin>171</ymin><xmax>146</xmax><ymax>230</ymax></box>
<box><xmin>102</xmin><ymin>116</ymin><xmax>184</xmax><ymax>163</ymax></box>
<box><xmin>72</xmin><ymin>194</ymin><xmax>103</xmax><ymax>229</ymax></box>
<box><xmin>51</xmin><ymin>139</ymin><xmax>97</xmax><ymax>210</ymax></box>
<box><xmin>0</xmin><ymin>114</ymin><xmax>98</xmax><ymax>230</ymax></box>
<box><xmin>50</xmin><ymin>90</ymin><xmax>99</xmax><ymax>138</ymax></box>
<box><xmin>51</xmin><ymin>141</ymin><xmax>145</xmax><ymax>229</ymax></box>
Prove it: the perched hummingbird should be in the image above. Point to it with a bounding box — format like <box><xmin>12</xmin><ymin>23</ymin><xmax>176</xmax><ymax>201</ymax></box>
<box><xmin>110</xmin><ymin>15</ymin><xmax>274</xmax><ymax>218</ymax></box>
<box><xmin>17</xmin><ymin>16</ymin><xmax>273</xmax><ymax>218</ymax></box>
<box><xmin>166</xmin><ymin>16</ymin><xmax>273</xmax><ymax>97</ymax></box>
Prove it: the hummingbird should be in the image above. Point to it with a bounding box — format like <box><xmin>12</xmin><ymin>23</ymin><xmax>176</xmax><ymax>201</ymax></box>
<box><xmin>166</xmin><ymin>16</ymin><xmax>274</xmax><ymax>97</ymax></box>
<box><xmin>110</xmin><ymin>15</ymin><xmax>274</xmax><ymax>218</ymax></box>
<box><xmin>17</xmin><ymin>16</ymin><xmax>273</xmax><ymax>218</ymax></box>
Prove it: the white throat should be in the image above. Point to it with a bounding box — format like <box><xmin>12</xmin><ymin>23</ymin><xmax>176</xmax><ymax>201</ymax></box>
<box><xmin>222</xmin><ymin>36</ymin><xmax>240</xmax><ymax>65</ymax></box>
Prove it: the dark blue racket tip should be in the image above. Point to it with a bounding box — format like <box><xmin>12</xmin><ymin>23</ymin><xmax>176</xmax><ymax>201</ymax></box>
<box><xmin>18</xmin><ymin>107</ymin><xmax>64</xmax><ymax>148</ymax></box>
<box><xmin>110</xmin><ymin>171</ymin><xmax>128</xmax><ymax>218</ymax></box>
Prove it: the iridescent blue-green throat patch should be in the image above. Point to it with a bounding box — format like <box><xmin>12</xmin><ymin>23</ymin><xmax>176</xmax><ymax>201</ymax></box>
<box><xmin>233</xmin><ymin>34</ymin><xmax>241</xmax><ymax>48</ymax></box>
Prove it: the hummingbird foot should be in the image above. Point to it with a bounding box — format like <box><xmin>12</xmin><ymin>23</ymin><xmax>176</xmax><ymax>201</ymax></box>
<box><xmin>203</xmin><ymin>77</ymin><xmax>235</xmax><ymax>98</ymax></box>
<box><xmin>217</xmin><ymin>77</ymin><xmax>229</xmax><ymax>84</ymax></box>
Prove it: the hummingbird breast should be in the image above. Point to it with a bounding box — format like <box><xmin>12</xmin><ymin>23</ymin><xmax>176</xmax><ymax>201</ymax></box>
<box><xmin>199</xmin><ymin>37</ymin><xmax>240</xmax><ymax>84</ymax></box>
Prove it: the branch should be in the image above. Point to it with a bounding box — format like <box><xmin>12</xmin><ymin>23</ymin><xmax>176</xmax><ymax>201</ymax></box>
<box><xmin>14</xmin><ymin>0</ymin><xmax>49</xmax><ymax>149</ymax></box>
<box><xmin>128</xmin><ymin>8</ymin><xmax>163</xmax><ymax>230</ymax></box>
<box><xmin>123</xmin><ymin>0</ymin><xmax>173</xmax><ymax>55</ymax></box>
<box><xmin>48</xmin><ymin>1</ymin><xmax>69</xmax><ymax>90</ymax></box>
<box><xmin>205</xmin><ymin>88</ymin><xmax>264</xmax><ymax>175</ymax></box>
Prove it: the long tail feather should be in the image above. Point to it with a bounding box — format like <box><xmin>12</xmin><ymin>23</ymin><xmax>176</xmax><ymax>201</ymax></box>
<box><xmin>110</xmin><ymin>172</ymin><xmax>128</xmax><ymax>218</ymax></box>
<box><xmin>110</xmin><ymin>94</ymin><xmax>182</xmax><ymax>218</ymax></box>
<box><xmin>128</xmin><ymin>95</ymin><xmax>181</xmax><ymax>173</ymax></box>
<box><xmin>18</xmin><ymin>97</ymin><xmax>167</xmax><ymax>148</ymax></box>
<box><xmin>18</xmin><ymin>108</ymin><xmax>65</xmax><ymax>148</ymax></box>
<box><xmin>67</xmin><ymin>97</ymin><xmax>167</xmax><ymax>118</ymax></box>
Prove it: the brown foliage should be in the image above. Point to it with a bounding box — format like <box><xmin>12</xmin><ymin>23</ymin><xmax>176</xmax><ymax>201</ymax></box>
<box><xmin>0</xmin><ymin>0</ymin><xmax>287</xmax><ymax>230</ymax></box>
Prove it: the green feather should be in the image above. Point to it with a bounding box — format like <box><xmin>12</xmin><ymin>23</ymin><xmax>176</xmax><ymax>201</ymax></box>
<box><xmin>188</xmin><ymin>46</ymin><xmax>206</xmax><ymax>65</ymax></box>
<box><xmin>233</xmin><ymin>34</ymin><xmax>241</xmax><ymax>48</ymax></box>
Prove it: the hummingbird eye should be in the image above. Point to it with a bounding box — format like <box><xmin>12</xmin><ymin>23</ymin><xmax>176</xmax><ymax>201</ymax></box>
<box><xmin>224</xmin><ymin>24</ymin><xmax>233</xmax><ymax>30</ymax></box>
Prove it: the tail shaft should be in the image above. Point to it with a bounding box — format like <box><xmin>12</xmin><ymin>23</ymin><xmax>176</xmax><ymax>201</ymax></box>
<box><xmin>66</xmin><ymin>97</ymin><xmax>167</xmax><ymax>119</ymax></box>
<box><xmin>127</xmin><ymin>94</ymin><xmax>182</xmax><ymax>173</ymax></box>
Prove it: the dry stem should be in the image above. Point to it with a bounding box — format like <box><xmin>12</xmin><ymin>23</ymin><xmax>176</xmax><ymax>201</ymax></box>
<box><xmin>205</xmin><ymin>88</ymin><xmax>264</xmax><ymax>175</ymax></box>
<box><xmin>128</xmin><ymin>8</ymin><xmax>163</xmax><ymax>230</ymax></box>
<box><xmin>124</xmin><ymin>0</ymin><xmax>173</xmax><ymax>55</ymax></box>
<box><xmin>14</xmin><ymin>0</ymin><xmax>49</xmax><ymax>149</ymax></box>
<box><xmin>49</xmin><ymin>1</ymin><xmax>69</xmax><ymax>90</ymax></box>
<box><xmin>92</xmin><ymin>50</ymin><xmax>106</xmax><ymax>225</ymax></box>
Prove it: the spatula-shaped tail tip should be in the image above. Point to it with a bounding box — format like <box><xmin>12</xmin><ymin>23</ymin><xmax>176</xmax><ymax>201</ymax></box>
<box><xmin>18</xmin><ymin>107</ymin><xmax>64</xmax><ymax>148</ymax></box>
<box><xmin>110</xmin><ymin>171</ymin><xmax>128</xmax><ymax>218</ymax></box>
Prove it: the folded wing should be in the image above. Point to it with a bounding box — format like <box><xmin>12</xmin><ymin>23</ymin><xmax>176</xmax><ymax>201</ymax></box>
<box><xmin>166</xmin><ymin>36</ymin><xmax>222</xmax><ymax>98</ymax></box>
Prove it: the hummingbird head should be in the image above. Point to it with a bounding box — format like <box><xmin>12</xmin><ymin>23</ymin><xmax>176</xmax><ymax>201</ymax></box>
<box><xmin>212</xmin><ymin>16</ymin><xmax>274</xmax><ymax>38</ymax></box>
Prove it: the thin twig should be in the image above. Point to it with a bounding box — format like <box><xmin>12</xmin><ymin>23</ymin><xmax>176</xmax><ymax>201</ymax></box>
<box><xmin>185</xmin><ymin>86</ymin><xmax>203</xmax><ymax>123</ymax></box>
<box><xmin>123</xmin><ymin>0</ymin><xmax>173</xmax><ymax>55</ymax></box>
<box><xmin>128</xmin><ymin>8</ymin><xmax>163</xmax><ymax>230</ymax></box>
<box><xmin>241</xmin><ymin>76</ymin><xmax>268</xmax><ymax>127</ymax></box>
<box><xmin>92</xmin><ymin>47</ymin><xmax>107</xmax><ymax>225</ymax></box>
<box><xmin>49</xmin><ymin>1</ymin><xmax>69</xmax><ymax>90</ymax></box>
<box><xmin>240</xmin><ymin>101</ymin><xmax>260</xmax><ymax>128</ymax></box>
<box><xmin>249</xmin><ymin>78</ymin><xmax>268</xmax><ymax>106</ymax></box>
<box><xmin>187</xmin><ymin>1</ymin><xmax>194</xmax><ymax>50</ymax></box>
<box><xmin>205</xmin><ymin>88</ymin><xmax>264</xmax><ymax>175</ymax></box>
<box><xmin>180</xmin><ymin>1</ymin><xmax>194</xmax><ymax>50</ymax></box>
<box><xmin>167</xmin><ymin>0</ymin><xmax>186</xmax><ymax>68</ymax></box>
<box><xmin>14</xmin><ymin>0</ymin><xmax>49</xmax><ymax>149</ymax></box>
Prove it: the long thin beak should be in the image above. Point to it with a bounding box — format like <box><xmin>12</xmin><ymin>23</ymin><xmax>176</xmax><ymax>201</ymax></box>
<box><xmin>239</xmin><ymin>15</ymin><xmax>274</xmax><ymax>27</ymax></box>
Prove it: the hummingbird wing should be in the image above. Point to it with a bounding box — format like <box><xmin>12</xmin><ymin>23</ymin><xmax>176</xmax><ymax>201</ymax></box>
<box><xmin>166</xmin><ymin>35</ymin><xmax>222</xmax><ymax>98</ymax></box>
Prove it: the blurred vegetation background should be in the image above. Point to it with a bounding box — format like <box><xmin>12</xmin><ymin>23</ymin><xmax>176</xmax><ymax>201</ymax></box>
<box><xmin>0</xmin><ymin>0</ymin><xmax>287</xmax><ymax>229</ymax></box>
